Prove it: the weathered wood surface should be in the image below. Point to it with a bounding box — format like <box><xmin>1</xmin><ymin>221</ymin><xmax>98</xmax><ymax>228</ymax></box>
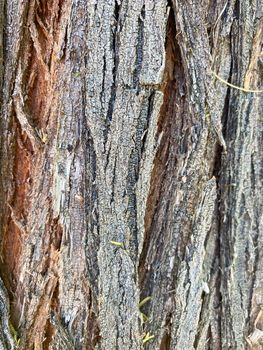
<box><xmin>0</xmin><ymin>0</ymin><xmax>262</xmax><ymax>349</ymax></box>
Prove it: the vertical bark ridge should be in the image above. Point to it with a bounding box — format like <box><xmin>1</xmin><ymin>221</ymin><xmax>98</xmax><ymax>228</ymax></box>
<box><xmin>85</xmin><ymin>1</ymin><xmax>168</xmax><ymax>348</ymax></box>
<box><xmin>0</xmin><ymin>0</ymin><xmax>75</xmax><ymax>348</ymax></box>
<box><xmin>139</xmin><ymin>4</ymin><xmax>213</xmax><ymax>348</ymax></box>
<box><xmin>220</xmin><ymin>9</ymin><xmax>263</xmax><ymax>349</ymax></box>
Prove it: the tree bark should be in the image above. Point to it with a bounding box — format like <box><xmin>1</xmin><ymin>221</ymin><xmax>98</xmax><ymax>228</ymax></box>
<box><xmin>0</xmin><ymin>0</ymin><xmax>262</xmax><ymax>349</ymax></box>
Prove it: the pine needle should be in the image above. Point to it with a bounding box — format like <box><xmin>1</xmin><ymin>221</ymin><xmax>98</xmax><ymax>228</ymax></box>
<box><xmin>139</xmin><ymin>296</ymin><xmax>152</xmax><ymax>308</ymax></box>
<box><xmin>143</xmin><ymin>332</ymin><xmax>155</xmax><ymax>344</ymax></box>
<box><xmin>211</xmin><ymin>70</ymin><xmax>263</xmax><ymax>93</ymax></box>
<box><xmin>110</xmin><ymin>241</ymin><xmax>124</xmax><ymax>247</ymax></box>
<box><xmin>140</xmin><ymin>312</ymin><xmax>149</xmax><ymax>323</ymax></box>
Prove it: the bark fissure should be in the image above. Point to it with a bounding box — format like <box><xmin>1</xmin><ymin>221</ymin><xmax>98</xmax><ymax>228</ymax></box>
<box><xmin>133</xmin><ymin>5</ymin><xmax>145</xmax><ymax>88</ymax></box>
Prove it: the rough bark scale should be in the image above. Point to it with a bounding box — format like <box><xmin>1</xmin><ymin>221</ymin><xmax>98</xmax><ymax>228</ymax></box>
<box><xmin>0</xmin><ymin>0</ymin><xmax>262</xmax><ymax>349</ymax></box>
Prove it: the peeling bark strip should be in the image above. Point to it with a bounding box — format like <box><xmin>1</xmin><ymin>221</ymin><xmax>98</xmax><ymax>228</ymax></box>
<box><xmin>0</xmin><ymin>0</ymin><xmax>262</xmax><ymax>349</ymax></box>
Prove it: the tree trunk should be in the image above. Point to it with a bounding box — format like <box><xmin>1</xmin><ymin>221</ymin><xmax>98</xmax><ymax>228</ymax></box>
<box><xmin>0</xmin><ymin>0</ymin><xmax>262</xmax><ymax>349</ymax></box>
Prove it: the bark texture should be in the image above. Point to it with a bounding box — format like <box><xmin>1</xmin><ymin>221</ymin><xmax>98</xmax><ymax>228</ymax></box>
<box><xmin>0</xmin><ymin>0</ymin><xmax>262</xmax><ymax>349</ymax></box>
